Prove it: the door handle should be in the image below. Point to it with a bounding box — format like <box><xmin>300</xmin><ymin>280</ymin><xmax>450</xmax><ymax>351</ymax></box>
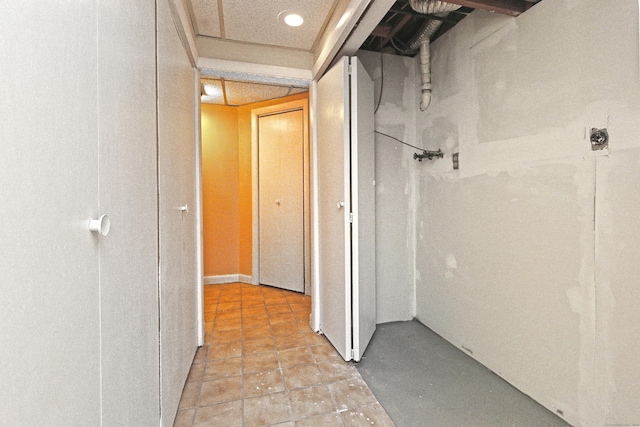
<box><xmin>178</xmin><ymin>204</ymin><xmax>189</xmax><ymax>212</ymax></box>
<box><xmin>89</xmin><ymin>214</ymin><xmax>111</xmax><ymax>237</ymax></box>
<box><xmin>275</xmin><ymin>200</ymin><xmax>281</xmax><ymax>206</ymax></box>
<box><xmin>337</xmin><ymin>201</ymin><xmax>344</xmax><ymax>209</ymax></box>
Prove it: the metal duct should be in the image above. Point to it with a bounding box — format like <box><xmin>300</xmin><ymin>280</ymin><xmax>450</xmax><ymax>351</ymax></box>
<box><xmin>397</xmin><ymin>0</ymin><xmax>461</xmax><ymax>111</ymax></box>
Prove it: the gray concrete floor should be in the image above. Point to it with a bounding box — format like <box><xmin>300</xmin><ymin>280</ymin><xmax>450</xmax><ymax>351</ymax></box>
<box><xmin>355</xmin><ymin>320</ymin><xmax>571</xmax><ymax>427</ymax></box>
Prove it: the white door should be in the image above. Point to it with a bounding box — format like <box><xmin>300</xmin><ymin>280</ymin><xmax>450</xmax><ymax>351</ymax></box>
<box><xmin>317</xmin><ymin>57</ymin><xmax>376</xmax><ymax>362</ymax></box>
<box><xmin>259</xmin><ymin>110</ymin><xmax>305</xmax><ymax>292</ymax></box>
<box><xmin>157</xmin><ymin>0</ymin><xmax>199</xmax><ymax>424</ymax></box>
<box><xmin>1</xmin><ymin>2</ymin><xmax>162</xmax><ymax>425</ymax></box>
<box><xmin>0</xmin><ymin>3</ymin><xmax>102</xmax><ymax>424</ymax></box>
<box><xmin>97</xmin><ymin>1</ymin><xmax>160</xmax><ymax>424</ymax></box>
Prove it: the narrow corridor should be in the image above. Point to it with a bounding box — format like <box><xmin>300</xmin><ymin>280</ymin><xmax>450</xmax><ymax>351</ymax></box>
<box><xmin>173</xmin><ymin>283</ymin><xmax>393</xmax><ymax>426</ymax></box>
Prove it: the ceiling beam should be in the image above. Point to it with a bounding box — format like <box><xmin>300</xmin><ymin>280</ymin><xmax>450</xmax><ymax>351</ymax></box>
<box><xmin>438</xmin><ymin>0</ymin><xmax>527</xmax><ymax>17</ymax></box>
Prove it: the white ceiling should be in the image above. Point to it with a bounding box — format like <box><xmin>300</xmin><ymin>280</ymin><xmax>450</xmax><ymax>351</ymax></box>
<box><xmin>189</xmin><ymin>0</ymin><xmax>339</xmax><ymax>51</ymax></box>
<box><xmin>188</xmin><ymin>0</ymin><xmax>342</xmax><ymax>105</ymax></box>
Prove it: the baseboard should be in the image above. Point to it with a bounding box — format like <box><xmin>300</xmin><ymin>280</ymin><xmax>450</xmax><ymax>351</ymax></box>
<box><xmin>204</xmin><ymin>274</ymin><xmax>254</xmax><ymax>285</ymax></box>
<box><xmin>238</xmin><ymin>274</ymin><xmax>253</xmax><ymax>284</ymax></box>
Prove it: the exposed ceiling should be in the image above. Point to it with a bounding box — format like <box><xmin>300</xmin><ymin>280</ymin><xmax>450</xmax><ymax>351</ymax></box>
<box><xmin>189</xmin><ymin>0</ymin><xmax>542</xmax><ymax>105</ymax></box>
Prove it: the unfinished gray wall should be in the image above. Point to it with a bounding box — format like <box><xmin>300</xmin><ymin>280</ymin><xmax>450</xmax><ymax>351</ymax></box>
<box><xmin>358</xmin><ymin>50</ymin><xmax>417</xmax><ymax>323</ymax></box>
<box><xmin>413</xmin><ymin>1</ymin><xmax>640</xmax><ymax>426</ymax></box>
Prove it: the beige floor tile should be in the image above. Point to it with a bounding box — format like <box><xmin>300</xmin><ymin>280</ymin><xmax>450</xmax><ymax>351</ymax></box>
<box><xmin>178</xmin><ymin>381</ymin><xmax>201</xmax><ymax>410</ymax></box>
<box><xmin>213</xmin><ymin>316</ymin><xmax>242</xmax><ymax>331</ymax></box>
<box><xmin>207</xmin><ymin>341</ymin><xmax>242</xmax><ymax>360</ymax></box>
<box><xmin>243</xmin><ymin>314</ymin><xmax>270</xmax><ymax>328</ymax></box>
<box><xmin>288</xmin><ymin>303</ymin><xmax>311</xmax><ymax>313</ymax></box>
<box><xmin>340</xmin><ymin>403</ymin><xmax>395</xmax><ymax>426</ymax></box>
<box><xmin>243</xmin><ymin>336</ymin><xmax>275</xmax><ymax>355</ymax></box>
<box><xmin>215</xmin><ymin>308</ymin><xmax>242</xmax><ymax>320</ymax></box>
<box><xmin>293</xmin><ymin>311</ymin><xmax>312</xmax><ymax>322</ymax></box>
<box><xmin>243</xmin><ymin>369</ymin><xmax>285</xmax><ymax>398</ymax></box>
<box><xmin>285</xmin><ymin>293</ymin><xmax>310</xmax><ymax>304</ymax></box>
<box><xmin>193</xmin><ymin>346</ymin><xmax>208</xmax><ymax>364</ymax></box>
<box><xmin>210</xmin><ymin>328</ymin><xmax>242</xmax><ymax>343</ymax></box>
<box><xmin>193</xmin><ymin>400</ymin><xmax>243</xmax><ymax>427</ymax></box>
<box><xmin>217</xmin><ymin>301</ymin><xmax>241</xmax><ymax>311</ymax></box>
<box><xmin>278</xmin><ymin>347</ymin><xmax>315</xmax><ymax>368</ymax></box>
<box><xmin>272</xmin><ymin>321</ymin><xmax>302</xmax><ymax>338</ymax></box>
<box><xmin>267</xmin><ymin>304</ymin><xmax>292</xmax><ymax>314</ymax></box>
<box><xmin>243</xmin><ymin>324</ymin><xmax>272</xmax><ymax>341</ymax></box>
<box><xmin>310</xmin><ymin>344</ymin><xmax>343</xmax><ymax>363</ymax></box>
<box><xmin>328</xmin><ymin>378</ymin><xmax>378</xmax><ymax>412</ymax></box>
<box><xmin>199</xmin><ymin>376</ymin><xmax>243</xmax><ymax>406</ymax></box>
<box><xmin>244</xmin><ymin>391</ymin><xmax>292</xmax><ymax>426</ymax></box>
<box><xmin>186</xmin><ymin>361</ymin><xmax>205</xmax><ymax>383</ymax></box>
<box><xmin>265</xmin><ymin>296</ymin><xmax>289</xmax><ymax>306</ymax></box>
<box><xmin>173</xmin><ymin>408</ymin><xmax>194</xmax><ymax>427</ymax></box>
<box><xmin>219</xmin><ymin>294</ymin><xmax>241</xmax><ymax>303</ymax></box>
<box><xmin>302</xmin><ymin>331</ymin><xmax>329</xmax><ymax>346</ymax></box>
<box><xmin>270</xmin><ymin>312</ymin><xmax>297</xmax><ymax>325</ymax></box>
<box><xmin>243</xmin><ymin>305</ymin><xmax>267</xmax><ymax>317</ymax></box>
<box><xmin>288</xmin><ymin>385</ymin><xmax>336</xmax><ymax>421</ymax></box>
<box><xmin>275</xmin><ymin>333</ymin><xmax>307</xmax><ymax>351</ymax></box>
<box><xmin>203</xmin><ymin>357</ymin><xmax>242</xmax><ymax>381</ymax></box>
<box><xmin>295</xmin><ymin>412</ymin><xmax>344</xmax><ymax>427</ymax></box>
<box><xmin>241</xmin><ymin>297</ymin><xmax>265</xmax><ymax>308</ymax></box>
<box><xmin>317</xmin><ymin>359</ymin><xmax>359</xmax><ymax>383</ymax></box>
<box><xmin>283</xmin><ymin>363</ymin><xmax>323</xmax><ymax>390</ymax></box>
<box><xmin>180</xmin><ymin>285</ymin><xmax>389</xmax><ymax>427</ymax></box>
<box><xmin>243</xmin><ymin>351</ymin><xmax>279</xmax><ymax>374</ymax></box>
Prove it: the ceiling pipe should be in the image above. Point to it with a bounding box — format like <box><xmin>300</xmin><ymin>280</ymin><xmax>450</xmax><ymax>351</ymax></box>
<box><xmin>395</xmin><ymin>0</ymin><xmax>460</xmax><ymax>111</ymax></box>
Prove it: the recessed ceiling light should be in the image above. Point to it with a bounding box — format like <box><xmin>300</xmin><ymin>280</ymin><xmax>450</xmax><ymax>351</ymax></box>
<box><xmin>278</xmin><ymin>10</ymin><xmax>304</xmax><ymax>27</ymax></box>
<box><xmin>284</xmin><ymin>13</ymin><xmax>303</xmax><ymax>26</ymax></box>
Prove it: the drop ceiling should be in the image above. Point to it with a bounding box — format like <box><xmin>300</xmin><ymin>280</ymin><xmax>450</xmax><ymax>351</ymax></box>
<box><xmin>188</xmin><ymin>0</ymin><xmax>543</xmax><ymax>105</ymax></box>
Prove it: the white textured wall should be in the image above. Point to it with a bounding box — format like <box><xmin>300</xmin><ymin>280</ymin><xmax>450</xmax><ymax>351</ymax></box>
<box><xmin>413</xmin><ymin>1</ymin><xmax>640</xmax><ymax>426</ymax></box>
<box><xmin>358</xmin><ymin>50</ymin><xmax>417</xmax><ymax>323</ymax></box>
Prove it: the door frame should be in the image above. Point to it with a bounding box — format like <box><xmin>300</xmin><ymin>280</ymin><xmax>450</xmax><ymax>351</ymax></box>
<box><xmin>251</xmin><ymin>99</ymin><xmax>311</xmax><ymax>293</ymax></box>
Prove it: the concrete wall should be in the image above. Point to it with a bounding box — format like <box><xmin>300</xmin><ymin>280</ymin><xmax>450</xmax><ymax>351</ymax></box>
<box><xmin>358</xmin><ymin>50</ymin><xmax>417</xmax><ymax>323</ymax></box>
<box><xmin>412</xmin><ymin>1</ymin><xmax>640</xmax><ymax>426</ymax></box>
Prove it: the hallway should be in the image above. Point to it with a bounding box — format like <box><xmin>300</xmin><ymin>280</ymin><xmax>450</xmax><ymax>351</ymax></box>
<box><xmin>173</xmin><ymin>283</ymin><xmax>393</xmax><ymax>426</ymax></box>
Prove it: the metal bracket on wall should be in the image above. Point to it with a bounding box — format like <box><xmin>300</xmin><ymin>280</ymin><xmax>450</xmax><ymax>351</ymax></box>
<box><xmin>414</xmin><ymin>149</ymin><xmax>444</xmax><ymax>162</ymax></box>
<box><xmin>590</xmin><ymin>128</ymin><xmax>609</xmax><ymax>151</ymax></box>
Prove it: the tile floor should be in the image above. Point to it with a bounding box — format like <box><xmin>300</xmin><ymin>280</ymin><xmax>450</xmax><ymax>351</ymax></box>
<box><xmin>173</xmin><ymin>283</ymin><xmax>394</xmax><ymax>427</ymax></box>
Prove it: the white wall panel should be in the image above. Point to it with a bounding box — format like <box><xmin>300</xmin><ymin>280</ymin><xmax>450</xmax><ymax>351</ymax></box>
<box><xmin>0</xmin><ymin>2</ymin><xmax>101</xmax><ymax>424</ymax></box>
<box><xmin>157</xmin><ymin>0</ymin><xmax>199</xmax><ymax>424</ymax></box>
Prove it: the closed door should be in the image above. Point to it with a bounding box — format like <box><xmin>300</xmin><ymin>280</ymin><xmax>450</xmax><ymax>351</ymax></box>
<box><xmin>0</xmin><ymin>3</ymin><xmax>102</xmax><ymax>424</ymax></box>
<box><xmin>157</xmin><ymin>0</ymin><xmax>199</xmax><ymax>424</ymax></box>
<box><xmin>0</xmin><ymin>1</ymin><xmax>161</xmax><ymax>425</ymax></box>
<box><xmin>316</xmin><ymin>56</ymin><xmax>376</xmax><ymax>362</ymax></box>
<box><xmin>259</xmin><ymin>110</ymin><xmax>305</xmax><ymax>292</ymax></box>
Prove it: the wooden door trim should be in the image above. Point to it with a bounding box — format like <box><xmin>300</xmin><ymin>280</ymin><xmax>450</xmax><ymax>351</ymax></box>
<box><xmin>251</xmin><ymin>98</ymin><xmax>311</xmax><ymax>293</ymax></box>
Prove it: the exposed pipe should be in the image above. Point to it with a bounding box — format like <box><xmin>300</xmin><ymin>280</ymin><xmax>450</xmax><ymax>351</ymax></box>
<box><xmin>396</xmin><ymin>0</ymin><xmax>460</xmax><ymax>111</ymax></box>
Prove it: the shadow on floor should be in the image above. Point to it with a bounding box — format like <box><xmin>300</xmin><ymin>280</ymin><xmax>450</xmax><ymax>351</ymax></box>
<box><xmin>355</xmin><ymin>320</ymin><xmax>571</xmax><ymax>427</ymax></box>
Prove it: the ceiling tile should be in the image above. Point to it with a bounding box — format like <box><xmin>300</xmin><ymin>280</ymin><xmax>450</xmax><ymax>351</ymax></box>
<box><xmin>191</xmin><ymin>0</ymin><xmax>221</xmax><ymax>37</ymax></box>
<box><xmin>225</xmin><ymin>80</ymin><xmax>304</xmax><ymax>105</ymax></box>
<box><xmin>221</xmin><ymin>0</ymin><xmax>336</xmax><ymax>50</ymax></box>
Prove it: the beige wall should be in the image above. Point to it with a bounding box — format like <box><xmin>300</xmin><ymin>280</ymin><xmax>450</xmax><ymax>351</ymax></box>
<box><xmin>410</xmin><ymin>1</ymin><xmax>640</xmax><ymax>426</ymax></box>
<box><xmin>202</xmin><ymin>92</ymin><xmax>309</xmax><ymax>279</ymax></box>
<box><xmin>201</xmin><ymin>104</ymin><xmax>240</xmax><ymax>276</ymax></box>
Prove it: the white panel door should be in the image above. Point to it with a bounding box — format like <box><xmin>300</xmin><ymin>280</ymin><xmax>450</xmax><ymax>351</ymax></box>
<box><xmin>0</xmin><ymin>2</ymin><xmax>102</xmax><ymax>425</ymax></box>
<box><xmin>97</xmin><ymin>1</ymin><xmax>160</xmax><ymax>424</ymax></box>
<box><xmin>317</xmin><ymin>57</ymin><xmax>352</xmax><ymax>360</ymax></box>
<box><xmin>157</xmin><ymin>0</ymin><xmax>199</xmax><ymax>425</ymax></box>
<box><xmin>259</xmin><ymin>110</ymin><xmax>305</xmax><ymax>292</ymax></box>
<box><xmin>317</xmin><ymin>57</ymin><xmax>376</xmax><ymax>361</ymax></box>
<box><xmin>350</xmin><ymin>58</ymin><xmax>376</xmax><ymax>362</ymax></box>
